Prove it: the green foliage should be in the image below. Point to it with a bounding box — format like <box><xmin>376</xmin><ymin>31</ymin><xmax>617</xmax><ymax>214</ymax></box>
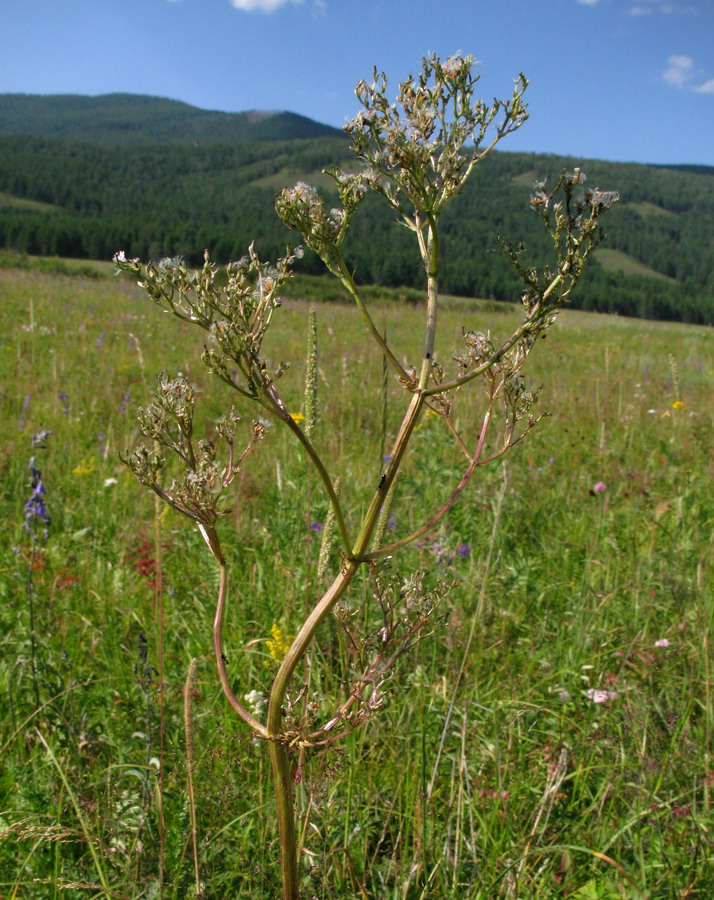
<box><xmin>1</xmin><ymin>267</ymin><xmax>713</xmax><ymax>896</ymax></box>
<box><xmin>0</xmin><ymin>130</ymin><xmax>712</xmax><ymax>323</ymax></box>
<box><xmin>0</xmin><ymin>93</ymin><xmax>343</xmax><ymax>144</ymax></box>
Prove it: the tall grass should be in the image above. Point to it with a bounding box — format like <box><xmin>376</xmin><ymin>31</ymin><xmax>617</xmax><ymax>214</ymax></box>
<box><xmin>1</xmin><ymin>265</ymin><xmax>712</xmax><ymax>897</ymax></box>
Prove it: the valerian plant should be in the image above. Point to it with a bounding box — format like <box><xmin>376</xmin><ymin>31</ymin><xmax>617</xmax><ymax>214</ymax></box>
<box><xmin>115</xmin><ymin>53</ymin><xmax>617</xmax><ymax>898</ymax></box>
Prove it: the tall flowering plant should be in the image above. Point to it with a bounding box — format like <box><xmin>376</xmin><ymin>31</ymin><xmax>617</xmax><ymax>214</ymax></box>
<box><xmin>115</xmin><ymin>54</ymin><xmax>617</xmax><ymax>898</ymax></box>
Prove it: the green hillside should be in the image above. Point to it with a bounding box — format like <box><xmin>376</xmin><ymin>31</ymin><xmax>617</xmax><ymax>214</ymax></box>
<box><xmin>0</xmin><ymin>93</ymin><xmax>712</xmax><ymax>324</ymax></box>
<box><xmin>0</xmin><ymin>93</ymin><xmax>343</xmax><ymax>144</ymax></box>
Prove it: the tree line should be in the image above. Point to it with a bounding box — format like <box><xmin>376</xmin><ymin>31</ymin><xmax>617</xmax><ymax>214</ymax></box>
<box><xmin>0</xmin><ymin>134</ymin><xmax>712</xmax><ymax>324</ymax></box>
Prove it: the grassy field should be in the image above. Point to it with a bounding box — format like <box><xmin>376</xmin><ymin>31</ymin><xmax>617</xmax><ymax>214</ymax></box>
<box><xmin>1</xmin><ymin>262</ymin><xmax>713</xmax><ymax>898</ymax></box>
<box><xmin>592</xmin><ymin>248</ymin><xmax>678</xmax><ymax>284</ymax></box>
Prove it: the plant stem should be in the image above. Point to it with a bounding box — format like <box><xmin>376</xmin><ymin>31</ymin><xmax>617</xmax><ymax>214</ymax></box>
<box><xmin>205</xmin><ymin>535</ymin><xmax>269</xmax><ymax>738</ymax></box>
<box><xmin>266</xmin><ymin>386</ymin><xmax>428</xmax><ymax>897</ymax></box>
<box><xmin>334</xmin><ymin>250</ymin><xmax>409</xmax><ymax>383</ymax></box>
<box><xmin>154</xmin><ymin>492</ymin><xmax>165</xmax><ymax>897</ymax></box>
<box><xmin>183</xmin><ymin>658</ymin><xmax>201</xmax><ymax>898</ymax></box>
<box><xmin>283</xmin><ymin>415</ymin><xmax>352</xmax><ymax>553</ymax></box>
<box><xmin>27</xmin><ymin>540</ymin><xmax>41</xmax><ymax>711</ymax></box>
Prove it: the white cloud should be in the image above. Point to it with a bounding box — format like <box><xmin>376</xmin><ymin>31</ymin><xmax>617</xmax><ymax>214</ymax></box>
<box><xmin>230</xmin><ymin>0</ymin><xmax>302</xmax><ymax>12</ymax></box>
<box><xmin>576</xmin><ymin>0</ymin><xmax>599</xmax><ymax>5</ymax></box>
<box><xmin>662</xmin><ymin>55</ymin><xmax>714</xmax><ymax>95</ymax></box>
<box><xmin>631</xmin><ymin>2</ymin><xmax>686</xmax><ymax>13</ymax></box>
<box><xmin>663</xmin><ymin>54</ymin><xmax>693</xmax><ymax>88</ymax></box>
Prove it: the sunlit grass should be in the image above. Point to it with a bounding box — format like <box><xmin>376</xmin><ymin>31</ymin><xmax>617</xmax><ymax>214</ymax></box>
<box><xmin>1</xmin><ymin>265</ymin><xmax>712</xmax><ymax>897</ymax></box>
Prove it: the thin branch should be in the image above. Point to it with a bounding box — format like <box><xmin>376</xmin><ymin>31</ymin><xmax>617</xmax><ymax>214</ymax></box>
<box><xmin>334</xmin><ymin>250</ymin><xmax>411</xmax><ymax>383</ymax></box>
<box><xmin>359</xmin><ymin>402</ymin><xmax>493</xmax><ymax>561</ymax></box>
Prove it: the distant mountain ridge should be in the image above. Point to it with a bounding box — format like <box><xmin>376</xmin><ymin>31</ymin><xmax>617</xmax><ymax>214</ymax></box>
<box><xmin>0</xmin><ymin>92</ymin><xmax>712</xmax><ymax>324</ymax></box>
<box><xmin>0</xmin><ymin>92</ymin><xmax>344</xmax><ymax>144</ymax></box>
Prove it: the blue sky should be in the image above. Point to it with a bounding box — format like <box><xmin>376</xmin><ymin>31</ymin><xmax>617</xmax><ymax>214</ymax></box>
<box><xmin>1</xmin><ymin>0</ymin><xmax>713</xmax><ymax>165</ymax></box>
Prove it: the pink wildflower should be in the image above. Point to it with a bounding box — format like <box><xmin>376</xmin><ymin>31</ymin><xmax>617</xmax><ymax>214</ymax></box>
<box><xmin>587</xmin><ymin>688</ymin><xmax>618</xmax><ymax>704</ymax></box>
<box><xmin>654</xmin><ymin>638</ymin><xmax>670</xmax><ymax>648</ymax></box>
<box><xmin>593</xmin><ymin>481</ymin><xmax>607</xmax><ymax>493</ymax></box>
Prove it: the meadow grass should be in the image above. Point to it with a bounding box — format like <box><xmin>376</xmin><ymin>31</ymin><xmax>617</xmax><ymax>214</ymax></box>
<box><xmin>592</xmin><ymin>249</ymin><xmax>678</xmax><ymax>284</ymax></box>
<box><xmin>1</xmin><ymin>265</ymin><xmax>712</xmax><ymax>898</ymax></box>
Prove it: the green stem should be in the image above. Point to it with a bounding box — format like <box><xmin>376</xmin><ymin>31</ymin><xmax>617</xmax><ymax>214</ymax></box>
<box><xmin>268</xmin><ymin>740</ymin><xmax>300</xmax><ymax>900</ymax></box>
<box><xmin>418</xmin><ymin>216</ymin><xmax>439</xmax><ymax>391</ymax></box>
<box><xmin>266</xmin><ymin>387</ymin><xmax>427</xmax><ymax>898</ymax></box>
<box><xmin>334</xmin><ymin>250</ymin><xmax>410</xmax><ymax>383</ymax></box>
<box><xmin>35</xmin><ymin>728</ymin><xmax>113</xmax><ymax>896</ymax></box>
<box><xmin>282</xmin><ymin>415</ymin><xmax>352</xmax><ymax>553</ymax></box>
<box><xmin>267</xmin><ymin>559</ymin><xmax>359</xmax><ymax>900</ymax></box>
<box><xmin>360</xmin><ymin>403</ymin><xmax>492</xmax><ymax>561</ymax></box>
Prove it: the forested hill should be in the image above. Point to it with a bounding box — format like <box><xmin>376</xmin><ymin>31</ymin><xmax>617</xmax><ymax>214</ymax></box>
<box><xmin>0</xmin><ymin>93</ymin><xmax>343</xmax><ymax>144</ymax></box>
<box><xmin>0</xmin><ymin>96</ymin><xmax>712</xmax><ymax>323</ymax></box>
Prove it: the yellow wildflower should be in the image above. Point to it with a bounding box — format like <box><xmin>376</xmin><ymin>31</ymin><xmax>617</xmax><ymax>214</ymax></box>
<box><xmin>672</xmin><ymin>400</ymin><xmax>685</xmax><ymax>410</ymax></box>
<box><xmin>72</xmin><ymin>456</ymin><xmax>96</xmax><ymax>477</ymax></box>
<box><xmin>290</xmin><ymin>412</ymin><xmax>305</xmax><ymax>424</ymax></box>
<box><xmin>265</xmin><ymin>623</ymin><xmax>292</xmax><ymax>663</ymax></box>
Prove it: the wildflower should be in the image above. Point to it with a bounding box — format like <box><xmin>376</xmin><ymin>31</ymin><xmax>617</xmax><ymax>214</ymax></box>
<box><xmin>593</xmin><ymin>481</ymin><xmax>607</xmax><ymax>493</ymax></box>
<box><xmin>587</xmin><ymin>688</ymin><xmax>618</xmax><ymax>704</ymax></box>
<box><xmin>310</xmin><ymin>521</ymin><xmax>324</xmax><ymax>532</ymax></box>
<box><xmin>265</xmin><ymin>623</ymin><xmax>292</xmax><ymax>663</ymax></box>
<box><xmin>156</xmin><ymin>256</ymin><xmax>183</xmax><ymax>272</ymax></box>
<box><xmin>672</xmin><ymin>400</ymin><xmax>685</xmax><ymax>410</ymax></box>
<box><xmin>456</xmin><ymin>543</ymin><xmax>470</xmax><ymax>558</ymax></box>
<box><xmin>654</xmin><ymin>638</ymin><xmax>670</xmax><ymax>648</ymax></box>
<box><xmin>113</xmin><ymin>250</ymin><xmax>139</xmax><ymax>268</ymax></box>
<box><xmin>244</xmin><ymin>689</ymin><xmax>267</xmax><ymax>717</ymax></box>
<box><xmin>118</xmin><ymin>389</ymin><xmax>131</xmax><ymax>413</ymax></box>
<box><xmin>290</xmin><ymin>412</ymin><xmax>305</xmax><ymax>424</ymax></box>
<box><xmin>31</xmin><ymin>429</ymin><xmax>52</xmax><ymax>448</ymax></box>
<box><xmin>104</xmin><ymin>477</ymin><xmax>119</xmax><ymax>488</ymax></box>
<box><xmin>73</xmin><ymin>456</ymin><xmax>96</xmax><ymax>477</ymax></box>
<box><xmin>25</xmin><ymin>457</ymin><xmax>50</xmax><ymax>534</ymax></box>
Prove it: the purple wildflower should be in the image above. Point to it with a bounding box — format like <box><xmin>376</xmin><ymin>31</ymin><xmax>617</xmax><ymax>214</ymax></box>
<box><xmin>58</xmin><ymin>391</ymin><xmax>70</xmax><ymax>414</ymax></box>
<box><xmin>456</xmin><ymin>542</ymin><xmax>470</xmax><ymax>558</ymax></box>
<box><xmin>96</xmin><ymin>331</ymin><xmax>106</xmax><ymax>348</ymax></box>
<box><xmin>118</xmin><ymin>389</ymin><xmax>131</xmax><ymax>413</ymax></box>
<box><xmin>25</xmin><ymin>458</ymin><xmax>50</xmax><ymax>534</ymax></box>
<box><xmin>310</xmin><ymin>522</ymin><xmax>324</xmax><ymax>532</ymax></box>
